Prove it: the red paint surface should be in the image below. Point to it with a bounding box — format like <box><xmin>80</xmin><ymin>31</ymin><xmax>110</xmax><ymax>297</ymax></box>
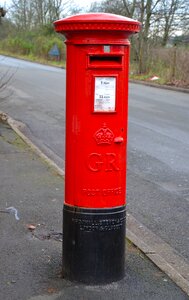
<box><xmin>54</xmin><ymin>13</ymin><xmax>141</xmax><ymax>208</ymax></box>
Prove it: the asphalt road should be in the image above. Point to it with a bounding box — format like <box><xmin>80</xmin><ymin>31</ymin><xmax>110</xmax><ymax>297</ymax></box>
<box><xmin>0</xmin><ymin>55</ymin><xmax>66</xmax><ymax>168</ymax></box>
<box><xmin>0</xmin><ymin>55</ymin><xmax>189</xmax><ymax>263</ymax></box>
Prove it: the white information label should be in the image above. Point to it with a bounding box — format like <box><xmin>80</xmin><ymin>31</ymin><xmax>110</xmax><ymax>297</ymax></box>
<box><xmin>94</xmin><ymin>77</ymin><xmax>116</xmax><ymax>112</ymax></box>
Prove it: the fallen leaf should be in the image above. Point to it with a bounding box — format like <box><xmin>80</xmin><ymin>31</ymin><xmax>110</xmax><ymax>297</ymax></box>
<box><xmin>27</xmin><ymin>224</ymin><xmax>36</xmax><ymax>231</ymax></box>
<box><xmin>47</xmin><ymin>288</ymin><xmax>57</xmax><ymax>294</ymax></box>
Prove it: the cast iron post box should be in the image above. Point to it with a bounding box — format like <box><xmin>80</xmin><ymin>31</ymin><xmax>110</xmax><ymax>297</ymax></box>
<box><xmin>54</xmin><ymin>13</ymin><xmax>140</xmax><ymax>284</ymax></box>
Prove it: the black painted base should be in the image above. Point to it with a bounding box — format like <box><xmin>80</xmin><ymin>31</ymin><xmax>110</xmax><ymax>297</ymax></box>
<box><xmin>63</xmin><ymin>204</ymin><xmax>126</xmax><ymax>284</ymax></box>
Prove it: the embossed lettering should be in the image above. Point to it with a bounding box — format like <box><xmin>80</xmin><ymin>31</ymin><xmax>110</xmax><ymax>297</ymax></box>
<box><xmin>105</xmin><ymin>153</ymin><xmax>120</xmax><ymax>171</ymax></box>
<box><xmin>82</xmin><ymin>187</ymin><xmax>122</xmax><ymax>197</ymax></box>
<box><xmin>72</xmin><ymin>216</ymin><xmax>126</xmax><ymax>232</ymax></box>
<box><xmin>82</xmin><ymin>188</ymin><xmax>101</xmax><ymax>196</ymax></box>
<box><xmin>88</xmin><ymin>152</ymin><xmax>120</xmax><ymax>172</ymax></box>
<box><xmin>102</xmin><ymin>187</ymin><xmax>122</xmax><ymax>196</ymax></box>
<box><xmin>88</xmin><ymin>153</ymin><xmax>103</xmax><ymax>172</ymax></box>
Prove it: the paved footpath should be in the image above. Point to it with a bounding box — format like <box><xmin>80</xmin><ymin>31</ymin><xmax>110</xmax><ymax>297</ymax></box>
<box><xmin>0</xmin><ymin>121</ymin><xmax>189</xmax><ymax>300</ymax></box>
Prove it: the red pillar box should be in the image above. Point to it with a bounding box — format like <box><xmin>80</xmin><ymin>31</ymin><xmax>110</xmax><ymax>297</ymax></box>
<box><xmin>54</xmin><ymin>13</ymin><xmax>140</xmax><ymax>284</ymax></box>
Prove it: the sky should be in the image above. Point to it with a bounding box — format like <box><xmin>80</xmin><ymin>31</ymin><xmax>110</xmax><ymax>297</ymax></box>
<box><xmin>74</xmin><ymin>0</ymin><xmax>100</xmax><ymax>8</ymax></box>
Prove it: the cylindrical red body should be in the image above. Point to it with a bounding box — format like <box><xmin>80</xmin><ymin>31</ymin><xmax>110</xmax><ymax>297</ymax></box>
<box><xmin>54</xmin><ymin>13</ymin><xmax>140</xmax><ymax>284</ymax></box>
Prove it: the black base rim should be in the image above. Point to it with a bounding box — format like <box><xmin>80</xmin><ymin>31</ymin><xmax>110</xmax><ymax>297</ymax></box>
<box><xmin>63</xmin><ymin>204</ymin><xmax>126</xmax><ymax>284</ymax></box>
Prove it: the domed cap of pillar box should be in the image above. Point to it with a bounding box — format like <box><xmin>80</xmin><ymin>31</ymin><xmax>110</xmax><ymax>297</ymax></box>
<box><xmin>54</xmin><ymin>13</ymin><xmax>141</xmax><ymax>38</ymax></box>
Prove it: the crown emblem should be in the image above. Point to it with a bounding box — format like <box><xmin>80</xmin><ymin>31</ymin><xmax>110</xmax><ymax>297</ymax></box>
<box><xmin>94</xmin><ymin>124</ymin><xmax>114</xmax><ymax>145</ymax></box>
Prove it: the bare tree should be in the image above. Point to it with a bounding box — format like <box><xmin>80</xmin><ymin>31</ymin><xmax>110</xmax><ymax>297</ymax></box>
<box><xmin>96</xmin><ymin>0</ymin><xmax>162</xmax><ymax>73</ymax></box>
<box><xmin>10</xmin><ymin>0</ymin><xmax>34</xmax><ymax>29</ymax></box>
<box><xmin>0</xmin><ymin>65</ymin><xmax>15</xmax><ymax>102</ymax></box>
<box><xmin>92</xmin><ymin>0</ymin><xmax>188</xmax><ymax>73</ymax></box>
<box><xmin>10</xmin><ymin>0</ymin><xmax>68</xmax><ymax>29</ymax></box>
<box><xmin>156</xmin><ymin>0</ymin><xmax>181</xmax><ymax>46</ymax></box>
<box><xmin>47</xmin><ymin>0</ymin><xmax>62</xmax><ymax>22</ymax></box>
<box><xmin>179</xmin><ymin>0</ymin><xmax>189</xmax><ymax>35</ymax></box>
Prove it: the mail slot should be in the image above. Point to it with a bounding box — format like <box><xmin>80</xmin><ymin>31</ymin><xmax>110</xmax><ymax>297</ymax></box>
<box><xmin>54</xmin><ymin>12</ymin><xmax>141</xmax><ymax>284</ymax></box>
<box><xmin>88</xmin><ymin>55</ymin><xmax>123</xmax><ymax>68</ymax></box>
